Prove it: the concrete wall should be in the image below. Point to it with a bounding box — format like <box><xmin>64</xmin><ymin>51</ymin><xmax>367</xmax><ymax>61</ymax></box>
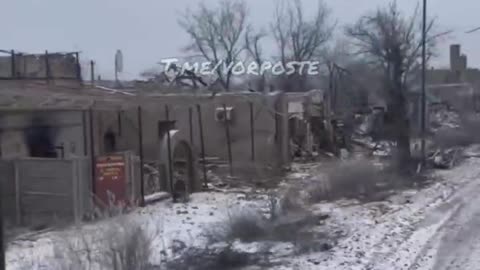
<box><xmin>0</xmin><ymin>53</ymin><xmax>78</xmax><ymax>79</ymax></box>
<box><xmin>429</xmin><ymin>84</ymin><xmax>476</xmax><ymax>113</ymax></box>
<box><xmin>92</xmin><ymin>92</ymin><xmax>289</xmax><ymax>175</ymax></box>
<box><xmin>0</xmin><ymin>160</ymin><xmax>16</xmax><ymax>225</ymax></box>
<box><xmin>0</xmin><ymin>110</ymin><xmax>87</xmax><ymax>159</ymax></box>
<box><xmin>0</xmin><ymin>157</ymin><xmax>92</xmax><ymax>227</ymax></box>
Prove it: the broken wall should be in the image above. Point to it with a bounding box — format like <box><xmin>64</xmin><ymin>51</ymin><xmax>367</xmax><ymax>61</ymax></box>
<box><xmin>0</xmin><ymin>52</ymin><xmax>79</xmax><ymax>79</ymax></box>
<box><xmin>92</xmin><ymin>92</ymin><xmax>289</xmax><ymax>177</ymax></box>
<box><xmin>0</xmin><ymin>110</ymin><xmax>87</xmax><ymax>159</ymax></box>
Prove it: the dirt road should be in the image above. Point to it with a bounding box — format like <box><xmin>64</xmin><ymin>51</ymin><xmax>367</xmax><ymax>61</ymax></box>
<box><xmin>410</xmin><ymin>166</ymin><xmax>480</xmax><ymax>270</ymax></box>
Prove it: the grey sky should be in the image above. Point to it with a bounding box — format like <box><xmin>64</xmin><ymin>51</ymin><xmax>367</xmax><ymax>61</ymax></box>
<box><xmin>3</xmin><ymin>0</ymin><xmax>479</xmax><ymax>80</ymax></box>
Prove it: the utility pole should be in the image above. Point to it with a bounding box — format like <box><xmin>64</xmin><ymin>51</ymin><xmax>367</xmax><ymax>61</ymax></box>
<box><xmin>90</xmin><ymin>60</ymin><xmax>95</xmax><ymax>86</ymax></box>
<box><xmin>420</xmin><ymin>0</ymin><xmax>427</xmax><ymax>167</ymax></box>
<box><xmin>0</xmin><ymin>184</ymin><xmax>5</xmax><ymax>270</ymax></box>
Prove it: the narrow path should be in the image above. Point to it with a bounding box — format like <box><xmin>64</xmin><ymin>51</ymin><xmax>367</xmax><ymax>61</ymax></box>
<box><xmin>411</xmin><ymin>170</ymin><xmax>480</xmax><ymax>270</ymax></box>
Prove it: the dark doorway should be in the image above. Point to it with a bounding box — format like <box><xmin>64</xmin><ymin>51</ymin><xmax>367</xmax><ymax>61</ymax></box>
<box><xmin>104</xmin><ymin>128</ymin><xmax>117</xmax><ymax>153</ymax></box>
<box><xmin>24</xmin><ymin>117</ymin><xmax>58</xmax><ymax>158</ymax></box>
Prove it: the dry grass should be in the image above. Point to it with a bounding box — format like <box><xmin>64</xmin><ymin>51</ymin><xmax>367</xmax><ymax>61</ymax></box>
<box><xmin>205</xmin><ymin>209</ymin><xmax>268</xmax><ymax>244</ymax></box>
<box><xmin>308</xmin><ymin>160</ymin><xmax>399</xmax><ymax>202</ymax></box>
<box><xmin>48</xmin><ymin>218</ymin><xmax>156</xmax><ymax>270</ymax></box>
<box><xmin>166</xmin><ymin>245</ymin><xmax>258</xmax><ymax>270</ymax></box>
<box><xmin>203</xmin><ymin>195</ymin><xmax>333</xmax><ymax>257</ymax></box>
<box><xmin>433</xmin><ymin>113</ymin><xmax>480</xmax><ymax>149</ymax></box>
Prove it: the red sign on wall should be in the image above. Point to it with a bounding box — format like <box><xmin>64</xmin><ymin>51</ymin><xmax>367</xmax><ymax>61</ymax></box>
<box><xmin>95</xmin><ymin>154</ymin><xmax>127</xmax><ymax>207</ymax></box>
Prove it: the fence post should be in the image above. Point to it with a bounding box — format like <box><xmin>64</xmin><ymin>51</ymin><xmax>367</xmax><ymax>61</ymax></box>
<box><xmin>249</xmin><ymin>102</ymin><xmax>255</xmax><ymax>162</ymax></box>
<box><xmin>188</xmin><ymin>107</ymin><xmax>194</xmax><ymax>146</ymax></box>
<box><xmin>14</xmin><ymin>161</ymin><xmax>21</xmax><ymax>226</ymax></box>
<box><xmin>45</xmin><ymin>50</ymin><xmax>51</xmax><ymax>81</ymax></box>
<box><xmin>71</xmin><ymin>160</ymin><xmax>80</xmax><ymax>225</ymax></box>
<box><xmin>165</xmin><ymin>105</ymin><xmax>175</xmax><ymax>201</ymax></box>
<box><xmin>196</xmin><ymin>104</ymin><xmax>208</xmax><ymax>188</ymax></box>
<box><xmin>90</xmin><ymin>60</ymin><xmax>95</xmax><ymax>86</ymax></box>
<box><xmin>10</xmin><ymin>50</ymin><xmax>15</xmax><ymax>79</ymax></box>
<box><xmin>117</xmin><ymin>110</ymin><xmax>122</xmax><ymax>136</ymax></box>
<box><xmin>88</xmin><ymin>108</ymin><xmax>96</xmax><ymax>197</ymax></box>
<box><xmin>0</xmin><ymin>170</ymin><xmax>4</xmax><ymax>270</ymax></box>
<box><xmin>223</xmin><ymin>104</ymin><xmax>233</xmax><ymax>176</ymax></box>
<box><xmin>137</xmin><ymin>106</ymin><xmax>145</xmax><ymax>207</ymax></box>
<box><xmin>82</xmin><ymin>110</ymin><xmax>88</xmax><ymax>156</ymax></box>
<box><xmin>74</xmin><ymin>52</ymin><xmax>82</xmax><ymax>82</ymax></box>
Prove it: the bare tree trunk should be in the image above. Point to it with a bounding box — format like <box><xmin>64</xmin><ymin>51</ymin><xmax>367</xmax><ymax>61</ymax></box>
<box><xmin>391</xmin><ymin>57</ymin><xmax>412</xmax><ymax>172</ymax></box>
<box><xmin>394</xmin><ymin>106</ymin><xmax>412</xmax><ymax>172</ymax></box>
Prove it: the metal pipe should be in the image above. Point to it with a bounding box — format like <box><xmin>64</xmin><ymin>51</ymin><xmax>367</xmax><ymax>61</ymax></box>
<box><xmin>188</xmin><ymin>107</ymin><xmax>194</xmax><ymax>146</ymax></box>
<box><xmin>223</xmin><ymin>104</ymin><xmax>233</xmax><ymax>176</ymax></box>
<box><xmin>82</xmin><ymin>110</ymin><xmax>88</xmax><ymax>156</ymax></box>
<box><xmin>45</xmin><ymin>50</ymin><xmax>50</xmax><ymax>81</ymax></box>
<box><xmin>249</xmin><ymin>102</ymin><xmax>255</xmax><ymax>161</ymax></box>
<box><xmin>75</xmin><ymin>52</ymin><xmax>81</xmax><ymax>82</ymax></box>
<box><xmin>0</xmin><ymin>178</ymin><xmax>5</xmax><ymax>270</ymax></box>
<box><xmin>90</xmin><ymin>60</ymin><xmax>95</xmax><ymax>86</ymax></box>
<box><xmin>10</xmin><ymin>50</ymin><xmax>15</xmax><ymax>78</ymax></box>
<box><xmin>88</xmin><ymin>108</ymin><xmax>96</xmax><ymax>196</ymax></box>
<box><xmin>165</xmin><ymin>105</ymin><xmax>175</xmax><ymax>201</ymax></box>
<box><xmin>196</xmin><ymin>104</ymin><xmax>208</xmax><ymax>188</ymax></box>
<box><xmin>137</xmin><ymin>106</ymin><xmax>145</xmax><ymax>206</ymax></box>
<box><xmin>117</xmin><ymin>110</ymin><xmax>122</xmax><ymax>136</ymax></box>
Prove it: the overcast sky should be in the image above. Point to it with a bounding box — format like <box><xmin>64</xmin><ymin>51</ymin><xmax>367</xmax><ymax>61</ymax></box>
<box><xmin>3</xmin><ymin>0</ymin><xmax>480</xmax><ymax>80</ymax></box>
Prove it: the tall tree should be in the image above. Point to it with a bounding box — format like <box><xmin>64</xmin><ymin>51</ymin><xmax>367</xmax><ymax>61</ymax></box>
<box><xmin>179</xmin><ymin>0</ymin><xmax>248</xmax><ymax>91</ymax></box>
<box><xmin>346</xmin><ymin>2</ymin><xmax>438</xmax><ymax>170</ymax></box>
<box><xmin>271</xmin><ymin>0</ymin><xmax>334</xmax><ymax>92</ymax></box>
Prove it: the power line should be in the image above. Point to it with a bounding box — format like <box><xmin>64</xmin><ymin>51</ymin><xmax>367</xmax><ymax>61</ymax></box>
<box><xmin>466</xmin><ymin>26</ymin><xmax>480</xmax><ymax>34</ymax></box>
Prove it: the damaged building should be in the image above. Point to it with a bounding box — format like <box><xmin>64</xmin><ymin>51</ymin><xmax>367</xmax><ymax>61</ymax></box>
<box><xmin>0</xmin><ymin>72</ymin><xmax>291</xmax><ymax>227</ymax></box>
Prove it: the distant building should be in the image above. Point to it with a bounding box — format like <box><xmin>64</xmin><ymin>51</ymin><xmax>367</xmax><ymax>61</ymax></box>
<box><xmin>427</xmin><ymin>44</ymin><xmax>480</xmax><ymax>86</ymax></box>
<box><xmin>0</xmin><ymin>50</ymin><xmax>81</xmax><ymax>80</ymax></box>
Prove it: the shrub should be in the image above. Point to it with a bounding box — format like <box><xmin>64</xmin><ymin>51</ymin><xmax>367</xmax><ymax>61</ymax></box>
<box><xmin>308</xmin><ymin>161</ymin><xmax>396</xmax><ymax>202</ymax></box>
<box><xmin>205</xmin><ymin>209</ymin><xmax>268</xmax><ymax>244</ymax></box>
<box><xmin>50</xmin><ymin>219</ymin><xmax>155</xmax><ymax>270</ymax></box>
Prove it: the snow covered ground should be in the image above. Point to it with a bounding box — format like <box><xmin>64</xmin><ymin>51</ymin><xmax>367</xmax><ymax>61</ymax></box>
<box><xmin>6</xmin><ymin>155</ymin><xmax>480</xmax><ymax>269</ymax></box>
<box><xmin>280</xmin><ymin>157</ymin><xmax>480</xmax><ymax>270</ymax></box>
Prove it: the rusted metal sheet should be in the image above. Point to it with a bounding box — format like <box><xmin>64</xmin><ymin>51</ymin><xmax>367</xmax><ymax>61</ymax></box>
<box><xmin>95</xmin><ymin>154</ymin><xmax>127</xmax><ymax>207</ymax></box>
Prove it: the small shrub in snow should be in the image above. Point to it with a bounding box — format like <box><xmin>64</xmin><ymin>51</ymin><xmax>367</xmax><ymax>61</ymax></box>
<box><xmin>309</xmin><ymin>161</ymin><xmax>396</xmax><ymax>202</ymax></box>
<box><xmin>205</xmin><ymin>209</ymin><xmax>268</xmax><ymax>243</ymax></box>
<box><xmin>50</xmin><ymin>219</ymin><xmax>155</xmax><ymax>270</ymax></box>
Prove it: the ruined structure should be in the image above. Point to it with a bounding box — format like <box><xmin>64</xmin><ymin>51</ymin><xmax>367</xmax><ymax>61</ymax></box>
<box><xmin>0</xmin><ymin>50</ymin><xmax>81</xmax><ymax>80</ymax></box>
<box><xmin>427</xmin><ymin>44</ymin><xmax>480</xmax><ymax>86</ymax></box>
<box><xmin>0</xmin><ymin>75</ymin><xmax>291</xmax><ymax>226</ymax></box>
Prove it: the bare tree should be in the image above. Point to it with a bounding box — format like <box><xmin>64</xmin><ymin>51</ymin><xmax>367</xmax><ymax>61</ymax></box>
<box><xmin>179</xmin><ymin>0</ymin><xmax>248</xmax><ymax>91</ymax></box>
<box><xmin>245</xmin><ymin>26</ymin><xmax>267</xmax><ymax>92</ymax></box>
<box><xmin>346</xmin><ymin>2</ymin><xmax>438</xmax><ymax>170</ymax></box>
<box><xmin>271</xmin><ymin>0</ymin><xmax>334</xmax><ymax>92</ymax></box>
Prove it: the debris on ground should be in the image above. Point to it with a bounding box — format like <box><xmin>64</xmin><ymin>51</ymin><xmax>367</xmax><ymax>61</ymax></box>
<box><xmin>429</xmin><ymin>148</ymin><xmax>462</xmax><ymax>169</ymax></box>
<box><xmin>430</xmin><ymin>107</ymin><xmax>461</xmax><ymax>131</ymax></box>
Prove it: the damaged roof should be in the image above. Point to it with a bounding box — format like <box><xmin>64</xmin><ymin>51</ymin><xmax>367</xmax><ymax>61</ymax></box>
<box><xmin>0</xmin><ymin>80</ymin><xmax>281</xmax><ymax>111</ymax></box>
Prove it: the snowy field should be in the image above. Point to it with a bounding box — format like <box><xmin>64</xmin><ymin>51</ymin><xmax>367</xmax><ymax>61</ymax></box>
<box><xmin>6</xmin><ymin>156</ymin><xmax>480</xmax><ymax>269</ymax></box>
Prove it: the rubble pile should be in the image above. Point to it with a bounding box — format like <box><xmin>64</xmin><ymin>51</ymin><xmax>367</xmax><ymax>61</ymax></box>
<box><xmin>430</xmin><ymin>108</ymin><xmax>461</xmax><ymax>131</ymax></box>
